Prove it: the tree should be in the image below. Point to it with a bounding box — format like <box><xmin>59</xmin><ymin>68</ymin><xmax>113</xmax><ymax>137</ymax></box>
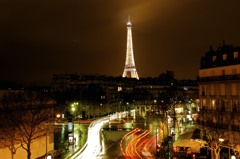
<box><xmin>233</xmin><ymin>144</ymin><xmax>240</xmax><ymax>158</ymax></box>
<box><xmin>0</xmin><ymin>111</ymin><xmax>21</xmax><ymax>159</ymax></box>
<box><xmin>202</xmin><ymin>128</ymin><xmax>226</xmax><ymax>159</ymax></box>
<box><xmin>1</xmin><ymin>91</ymin><xmax>55</xmax><ymax>159</ymax></box>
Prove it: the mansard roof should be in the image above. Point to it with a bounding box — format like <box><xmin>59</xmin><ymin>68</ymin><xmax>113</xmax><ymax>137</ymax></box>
<box><xmin>200</xmin><ymin>42</ymin><xmax>240</xmax><ymax>69</ymax></box>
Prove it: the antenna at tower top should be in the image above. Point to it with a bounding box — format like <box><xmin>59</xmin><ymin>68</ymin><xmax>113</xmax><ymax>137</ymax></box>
<box><xmin>127</xmin><ymin>15</ymin><xmax>132</xmax><ymax>26</ymax></box>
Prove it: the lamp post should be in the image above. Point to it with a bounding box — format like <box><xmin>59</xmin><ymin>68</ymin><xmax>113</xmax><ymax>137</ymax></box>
<box><xmin>219</xmin><ymin>138</ymin><xmax>232</xmax><ymax>159</ymax></box>
<box><xmin>219</xmin><ymin>138</ymin><xmax>224</xmax><ymax>159</ymax></box>
<box><xmin>69</xmin><ymin>102</ymin><xmax>78</xmax><ymax>145</ymax></box>
<box><xmin>156</xmin><ymin>126</ymin><xmax>159</xmax><ymax>157</ymax></box>
<box><xmin>154</xmin><ymin>119</ymin><xmax>161</xmax><ymax>158</ymax></box>
<box><xmin>172</xmin><ymin>103</ymin><xmax>176</xmax><ymax>141</ymax></box>
<box><xmin>71</xmin><ymin>106</ymin><xmax>75</xmax><ymax>145</ymax></box>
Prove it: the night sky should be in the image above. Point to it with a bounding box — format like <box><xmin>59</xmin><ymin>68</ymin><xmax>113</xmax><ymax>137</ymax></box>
<box><xmin>1</xmin><ymin>0</ymin><xmax>240</xmax><ymax>85</ymax></box>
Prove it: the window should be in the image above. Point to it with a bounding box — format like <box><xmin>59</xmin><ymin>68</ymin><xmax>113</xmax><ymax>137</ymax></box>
<box><xmin>233</xmin><ymin>101</ymin><xmax>237</xmax><ymax>112</ymax></box>
<box><xmin>221</xmin><ymin>100</ymin><xmax>225</xmax><ymax>111</ymax></box>
<box><xmin>211</xmin><ymin>71</ymin><xmax>215</xmax><ymax>76</ymax></box>
<box><xmin>210</xmin><ymin>84</ymin><xmax>215</xmax><ymax>95</ymax></box>
<box><xmin>202</xmin><ymin>99</ymin><xmax>206</xmax><ymax>109</ymax></box>
<box><xmin>232</xmin><ymin>69</ymin><xmax>237</xmax><ymax>75</ymax></box>
<box><xmin>231</xmin><ymin>83</ymin><xmax>237</xmax><ymax>96</ymax></box>
<box><xmin>220</xmin><ymin>83</ymin><xmax>225</xmax><ymax>95</ymax></box>
<box><xmin>234</xmin><ymin>51</ymin><xmax>238</xmax><ymax>59</ymax></box>
<box><xmin>223</xmin><ymin>54</ymin><xmax>227</xmax><ymax>61</ymax></box>
<box><xmin>211</xmin><ymin>99</ymin><xmax>216</xmax><ymax>110</ymax></box>
<box><xmin>222</xmin><ymin>70</ymin><xmax>225</xmax><ymax>76</ymax></box>
<box><xmin>212</xmin><ymin>56</ymin><xmax>216</xmax><ymax>62</ymax></box>
<box><xmin>118</xmin><ymin>86</ymin><xmax>122</xmax><ymax>91</ymax></box>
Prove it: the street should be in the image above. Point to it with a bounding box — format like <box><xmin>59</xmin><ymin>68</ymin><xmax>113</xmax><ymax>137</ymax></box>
<box><xmin>54</xmin><ymin>112</ymin><xmax>197</xmax><ymax>159</ymax></box>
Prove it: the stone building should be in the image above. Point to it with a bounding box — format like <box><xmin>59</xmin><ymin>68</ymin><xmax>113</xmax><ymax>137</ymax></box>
<box><xmin>198</xmin><ymin>42</ymin><xmax>240</xmax><ymax>156</ymax></box>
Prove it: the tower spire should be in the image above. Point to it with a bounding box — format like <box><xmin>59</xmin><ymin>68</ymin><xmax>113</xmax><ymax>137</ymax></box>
<box><xmin>122</xmin><ymin>16</ymin><xmax>139</xmax><ymax>79</ymax></box>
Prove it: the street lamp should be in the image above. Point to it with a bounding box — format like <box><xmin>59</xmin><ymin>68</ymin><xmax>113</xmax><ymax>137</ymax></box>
<box><xmin>69</xmin><ymin>102</ymin><xmax>78</xmax><ymax>145</ymax></box>
<box><xmin>219</xmin><ymin>138</ymin><xmax>224</xmax><ymax>142</ymax></box>
<box><xmin>71</xmin><ymin>107</ymin><xmax>75</xmax><ymax>112</ymax></box>
<box><xmin>56</xmin><ymin>114</ymin><xmax>61</xmax><ymax>119</ymax></box>
<box><xmin>219</xmin><ymin>138</ymin><xmax>233</xmax><ymax>159</ymax></box>
<box><xmin>154</xmin><ymin>120</ymin><xmax>161</xmax><ymax>157</ymax></box>
<box><xmin>218</xmin><ymin>138</ymin><xmax>224</xmax><ymax>159</ymax></box>
<box><xmin>156</xmin><ymin>127</ymin><xmax>159</xmax><ymax>157</ymax></box>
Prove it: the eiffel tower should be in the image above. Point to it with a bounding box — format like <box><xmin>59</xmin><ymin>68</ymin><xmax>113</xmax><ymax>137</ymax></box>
<box><xmin>122</xmin><ymin>17</ymin><xmax>139</xmax><ymax>79</ymax></box>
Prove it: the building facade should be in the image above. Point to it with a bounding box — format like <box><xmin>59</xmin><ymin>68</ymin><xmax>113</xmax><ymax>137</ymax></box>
<box><xmin>198</xmin><ymin>42</ymin><xmax>240</xmax><ymax>153</ymax></box>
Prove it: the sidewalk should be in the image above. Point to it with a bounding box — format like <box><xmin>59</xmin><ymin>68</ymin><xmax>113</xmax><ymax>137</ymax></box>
<box><xmin>52</xmin><ymin>122</ymin><xmax>89</xmax><ymax>159</ymax></box>
<box><xmin>157</xmin><ymin>124</ymin><xmax>199</xmax><ymax>159</ymax></box>
<box><xmin>172</xmin><ymin>124</ymin><xmax>204</xmax><ymax>159</ymax></box>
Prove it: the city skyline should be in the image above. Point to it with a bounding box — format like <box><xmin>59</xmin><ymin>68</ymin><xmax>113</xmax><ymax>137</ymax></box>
<box><xmin>1</xmin><ymin>0</ymin><xmax>240</xmax><ymax>85</ymax></box>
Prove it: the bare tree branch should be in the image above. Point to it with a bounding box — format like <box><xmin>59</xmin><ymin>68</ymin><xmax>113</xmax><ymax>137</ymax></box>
<box><xmin>1</xmin><ymin>91</ymin><xmax>56</xmax><ymax>159</ymax></box>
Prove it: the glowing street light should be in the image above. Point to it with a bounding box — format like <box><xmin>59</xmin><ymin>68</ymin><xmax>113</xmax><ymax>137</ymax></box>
<box><xmin>56</xmin><ymin>114</ymin><xmax>61</xmax><ymax>119</ymax></box>
<box><xmin>68</xmin><ymin>102</ymin><xmax>79</xmax><ymax>145</ymax></box>
<box><xmin>219</xmin><ymin>138</ymin><xmax>224</xmax><ymax>142</ymax></box>
<box><xmin>71</xmin><ymin>107</ymin><xmax>75</xmax><ymax>112</ymax></box>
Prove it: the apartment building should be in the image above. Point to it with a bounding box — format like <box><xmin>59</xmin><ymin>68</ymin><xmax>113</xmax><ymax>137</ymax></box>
<box><xmin>198</xmin><ymin>42</ymin><xmax>240</xmax><ymax>149</ymax></box>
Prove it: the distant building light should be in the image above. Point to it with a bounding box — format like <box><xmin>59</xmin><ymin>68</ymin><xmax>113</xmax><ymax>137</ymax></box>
<box><xmin>183</xmin><ymin>87</ymin><xmax>188</xmax><ymax>90</ymax></box>
<box><xmin>175</xmin><ymin>107</ymin><xmax>183</xmax><ymax>113</ymax></box>
<box><xmin>118</xmin><ymin>86</ymin><xmax>122</xmax><ymax>91</ymax></box>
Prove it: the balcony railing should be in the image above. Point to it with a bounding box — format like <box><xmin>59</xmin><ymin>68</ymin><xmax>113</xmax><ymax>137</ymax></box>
<box><xmin>198</xmin><ymin>74</ymin><xmax>240</xmax><ymax>82</ymax></box>
<box><xmin>199</xmin><ymin>122</ymin><xmax>230</xmax><ymax>130</ymax></box>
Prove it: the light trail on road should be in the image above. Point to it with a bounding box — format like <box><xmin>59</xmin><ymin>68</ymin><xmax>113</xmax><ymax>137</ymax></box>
<box><xmin>119</xmin><ymin>129</ymin><xmax>156</xmax><ymax>159</ymax></box>
<box><xmin>125</xmin><ymin>130</ymin><xmax>150</xmax><ymax>158</ymax></box>
<box><xmin>141</xmin><ymin>136</ymin><xmax>156</xmax><ymax>158</ymax></box>
<box><xmin>69</xmin><ymin>113</ymin><xmax>119</xmax><ymax>159</ymax></box>
<box><xmin>119</xmin><ymin>128</ymin><xmax>140</xmax><ymax>158</ymax></box>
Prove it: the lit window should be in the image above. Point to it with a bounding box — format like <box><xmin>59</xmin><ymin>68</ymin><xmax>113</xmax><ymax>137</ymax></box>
<box><xmin>211</xmin><ymin>99</ymin><xmax>215</xmax><ymax>107</ymax></box>
<box><xmin>234</xmin><ymin>51</ymin><xmax>238</xmax><ymax>59</ymax></box>
<box><xmin>212</xmin><ymin>56</ymin><xmax>216</xmax><ymax>62</ymax></box>
<box><xmin>223</xmin><ymin>54</ymin><xmax>227</xmax><ymax>61</ymax></box>
<box><xmin>118</xmin><ymin>86</ymin><xmax>122</xmax><ymax>91</ymax></box>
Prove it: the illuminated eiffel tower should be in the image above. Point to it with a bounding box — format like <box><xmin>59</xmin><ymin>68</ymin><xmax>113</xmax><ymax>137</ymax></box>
<box><xmin>122</xmin><ymin>17</ymin><xmax>139</xmax><ymax>79</ymax></box>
